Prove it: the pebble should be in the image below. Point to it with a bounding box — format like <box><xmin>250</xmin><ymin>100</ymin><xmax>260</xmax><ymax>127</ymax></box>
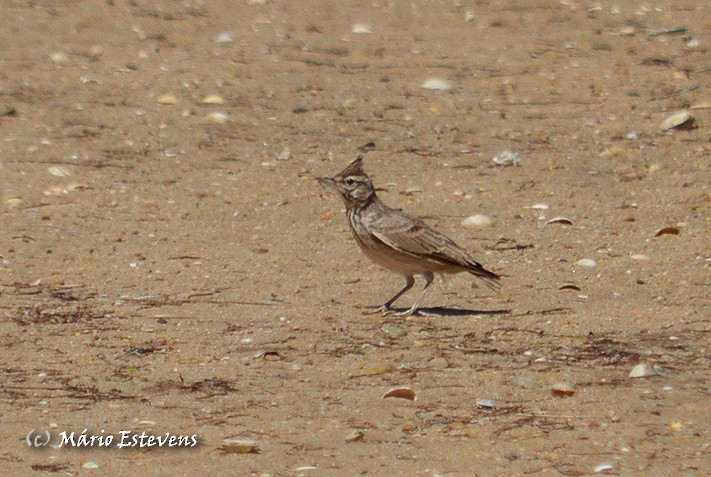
<box><xmin>660</xmin><ymin>110</ymin><xmax>695</xmax><ymax>131</ymax></box>
<box><xmin>50</xmin><ymin>51</ymin><xmax>68</xmax><ymax>63</ymax></box>
<box><xmin>421</xmin><ymin>77</ymin><xmax>453</xmax><ymax>91</ymax></box>
<box><xmin>380</xmin><ymin>323</ymin><xmax>406</xmax><ymax>338</ymax></box>
<box><xmin>276</xmin><ymin>149</ymin><xmax>292</xmax><ymax>161</ymax></box>
<box><xmin>619</xmin><ymin>26</ymin><xmax>635</xmax><ymax>36</ymax></box>
<box><xmin>492</xmin><ymin>150</ymin><xmax>522</xmax><ymax>167</ymax></box>
<box><xmin>82</xmin><ymin>462</ymin><xmax>99</xmax><ymax>470</ymax></box>
<box><xmin>461</xmin><ymin>214</ymin><xmax>493</xmax><ymax>228</ymax></box>
<box><xmin>576</xmin><ymin>258</ymin><xmax>597</xmax><ymax>268</ymax></box>
<box><xmin>630</xmin><ymin>254</ymin><xmax>649</xmax><ymax>261</ymax></box>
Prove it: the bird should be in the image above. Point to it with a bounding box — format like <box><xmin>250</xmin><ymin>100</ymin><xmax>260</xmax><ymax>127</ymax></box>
<box><xmin>316</xmin><ymin>155</ymin><xmax>500</xmax><ymax>316</ymax></box>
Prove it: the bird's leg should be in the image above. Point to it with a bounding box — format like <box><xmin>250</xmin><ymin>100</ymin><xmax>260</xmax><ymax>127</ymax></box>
<box><xmin>399</xmin><ymin>271</ymin><xmax>434</xmax><ymax>316</ymax></box>
<box><xmin>366</xmin><ymin>275</ymin><xmax>415</xmax><ymax>315</ymax></box>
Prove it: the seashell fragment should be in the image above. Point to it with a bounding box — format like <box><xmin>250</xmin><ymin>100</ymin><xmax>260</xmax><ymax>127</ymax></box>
<box><xmin>383</xmin><ymin>387</ymin><xmax>416</xmax><ymax>401</ymax></box>
<box><xmin>351</xmin><ymin>22</ymin><xmax>372</xmax><ymax>34</ymax></box>
<box><xmin>201</xmin><ymin>95</ymin><xmax>224</xmax><ymax>105</ymax></box>
<box><xmin>202</xmin><ymin>111</ymin><xmax>229</xmax><ymax>124</ymax></box>
<box><xmin>546</xmin><ymin>217</ymin><xmax>573</xmax><ymax>226</ymax></box>
<box><xmin>558</xmin><ymin>284</ymin><xmax>581</xmax><ymax>291</ymax></box>
<box><xmin>594</xmin><ymin>463</ymin><xmax>615</xmax><ymax>473</ymax></box>
<box><xmin>654</xmin><ymin>226</ymin><xmax>680</xmax><ymax>237</ymax></box>
<box><xmin>48</xmin><ymin>165</ymin><xmax>71</xmax><ymax>177</ymax></box>
<box><xmin>220</xmin><ymin>438</ymin><xmax>259</xmax><ymax>454</ymax></box>
<box><xmin>214</xmin><ymin>31</ymin><xmax>234</xmax><ymax>43</ymax></box>
<box><xmin>576</xmin><ymin>258</ymin><xmax>597</xmax><ymax>268</ymax></box>
<box><xmin>344</xmin><ymin>430</ymin><xmax>364</xmax><ymax>442</ymax></box>
<box><xmin>476</xmin><ymin>399</ymin><xmax>497</xmax><ymax>409</ymax></box>
<box><xmin>157</xmin><ymin>94</ymin><xmax>179</xmax><ymax>105</ymax></box>
<box><xmin>461</xmin><ymin>214</ymin><xmax>493</xmax><ymax>228</ymax></box>
<box><xmin>421</xmin><ymin>77</ymin><xmax>453</xmax><ymax>91</ymax></box>
<box><xmin>629</xmin><ymin>363</ymin><xmax>656</xmax><ymax>378</ymax></box>
<box><xmin>551</xmin><ymin>382</ymin><xmax>575</xmax><ymax>397</ymax></box>
<box><xmin>659</xmin><ymin>110</ymin><xmax>695</xmax><ymax>131</ymax></box>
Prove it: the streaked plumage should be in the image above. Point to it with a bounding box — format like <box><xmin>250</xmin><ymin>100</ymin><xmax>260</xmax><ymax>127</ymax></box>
<box><xmin>317</xmin><ymin>156</ymin><xmax>500</xmax><ymax>316</ymax></box>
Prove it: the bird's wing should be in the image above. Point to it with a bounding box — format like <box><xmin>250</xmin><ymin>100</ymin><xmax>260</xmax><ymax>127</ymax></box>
<box><xmin>368</xmin><ymin>209</ymin><xmax>500</xmax><ymax>288</ymax></box>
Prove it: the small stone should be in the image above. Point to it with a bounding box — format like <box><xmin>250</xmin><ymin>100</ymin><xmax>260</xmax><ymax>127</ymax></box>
<box><xmin>82</xmin><ymin>462</ymin><xmax>99</xmax><ymax>470</ymax></box>
<box><xmin>276</xmin><ymin>149</ymin><xmax>292</xmax><ymax>161</ymax></box>
<box><xmin>50</xmin><ymin>52</ymin><xmax>68</xmax><ymax>63</ymax></box>
<box><xmin>462</xmin><ymin>214</ymin><xmax>493</xmax><ymax>228</ymax></box>
<box><xmin>619</xmin><ymin>26</ymin><xmax>635</xmax><ymax>36</ymax></box>
<box><xmin>492</xmin><ymin>150</ymin><xmax>522</xmax><ymax>166</ymax></box>
<box><xmin>380</xmin><ymin>324</ymin><xmax>406</xmax><ymax>338</ymax></box>
<box><xmin>630</xmin><ymin>254</ymin><xmax>649</xmax><ymax>261</ymax></box>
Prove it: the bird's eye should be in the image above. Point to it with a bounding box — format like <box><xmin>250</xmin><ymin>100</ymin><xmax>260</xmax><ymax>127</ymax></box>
<box><xmin>345</xmin><ymin>178</ymin><xmax>356</xmax><ymax>187</ymax></box>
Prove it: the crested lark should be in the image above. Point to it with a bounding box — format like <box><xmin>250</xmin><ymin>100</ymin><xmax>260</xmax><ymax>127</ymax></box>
<box><xmin>317</xmin><ymin>156</ymin><xmax>500</xmax><ymax>316</ymax></box>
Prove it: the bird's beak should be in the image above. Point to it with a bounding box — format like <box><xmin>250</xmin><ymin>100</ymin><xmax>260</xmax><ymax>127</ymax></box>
<box><xmin>316</xmin><ymin>176</ymin><xmax>336</xmax><ymax>188</ymax></box>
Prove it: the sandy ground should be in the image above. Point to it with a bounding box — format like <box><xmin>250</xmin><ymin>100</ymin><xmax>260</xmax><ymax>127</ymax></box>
<box><xmin>1</xmin><ymin>0</ymin><xmax>710</xmax><ymax>475</ymax></box>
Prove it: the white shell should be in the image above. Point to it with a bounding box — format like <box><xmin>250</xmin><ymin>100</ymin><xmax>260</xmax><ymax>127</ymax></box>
<box><xmin>660</xmin><ymin>110</ymin><xmax>695</xmax><ymax>131</ymax></box>
<box><xmin>421</xmin><ymin>77</ymin><xmax>453</xmax><ymax>91</ymax></box>
<box><xmin>461</xmin><ymin>214</ymin><xmax>493</xmax><ymax>228</ymax></box>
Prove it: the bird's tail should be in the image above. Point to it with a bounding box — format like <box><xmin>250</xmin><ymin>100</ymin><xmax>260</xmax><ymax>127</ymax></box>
<box><xmin>468</xmin><ymin>262</ymin><xmax>501</xmax><ymax>291</ymax></box>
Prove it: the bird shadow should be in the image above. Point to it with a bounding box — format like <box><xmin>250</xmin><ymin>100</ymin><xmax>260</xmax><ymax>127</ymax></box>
<box><xmin>417</xmin><ymin>306</ymin><xmax>511</xmax><ymax>317</ymax></box>
<box><xmin>367</xmin><ymin>306</ymin><xmax>511</xmax><ymax>317</ymax></box>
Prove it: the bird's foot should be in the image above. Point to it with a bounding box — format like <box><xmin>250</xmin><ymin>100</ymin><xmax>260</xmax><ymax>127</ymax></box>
<box><xmin>364</xmin><ymin>305</ymin><xmax>395</xmax><ymax>316</ymax></box>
